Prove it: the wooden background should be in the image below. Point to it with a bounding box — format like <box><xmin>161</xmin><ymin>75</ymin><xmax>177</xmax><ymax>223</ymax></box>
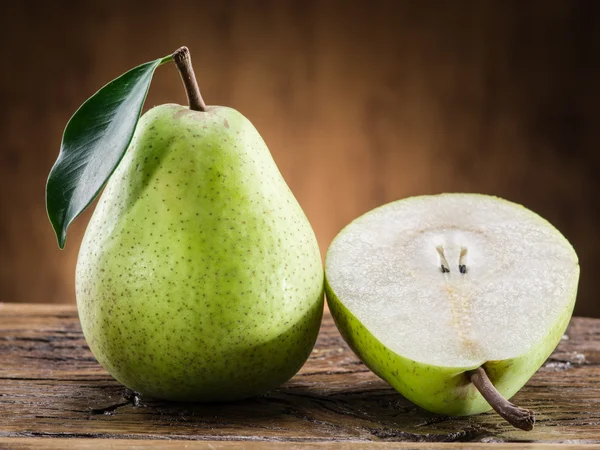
<box><xmin>0</xmin><ymin>0</ymin><xmax>598</xmax><ymax>316</ymax></box>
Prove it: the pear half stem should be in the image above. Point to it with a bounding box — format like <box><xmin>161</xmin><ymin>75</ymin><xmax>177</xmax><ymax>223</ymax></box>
<box><xmin>172</xmin><ymin>46</ymin><xmax>207</xmax><ymax>112</ymax></box>
<box><xmin>470</xmin><ymin>367</ymin><xmax>535</xmax><ymax>431</ymax></box>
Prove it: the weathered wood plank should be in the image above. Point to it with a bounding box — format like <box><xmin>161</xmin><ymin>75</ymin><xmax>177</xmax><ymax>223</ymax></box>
<box><xmin>0</xmin><ymin>438</ymin><xmax>594</xmax><ymax>450</ymax></box>
<box><xmin>1</xmin><ymin>303</ymin><xmax>599</xmax><ymax>445</ymax></box>
<box><xmin>0</xmin><ymin>438</ymin><xmax>596</xmax><ymax>450</ymax></box>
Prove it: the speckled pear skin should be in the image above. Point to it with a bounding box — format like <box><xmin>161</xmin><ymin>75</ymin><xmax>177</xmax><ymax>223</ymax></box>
<box><xmin>76</xmin><ymin>104</ymin><xmax>324</xmax><ymax>402</ymax></box>
<box><xmin>325</xmin><ymin>276</ymin><xmax>576</xmax><ymax>416</ymax></box>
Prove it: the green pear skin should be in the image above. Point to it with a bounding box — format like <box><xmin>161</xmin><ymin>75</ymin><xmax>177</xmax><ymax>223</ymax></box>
<box><xmin>325</xmin><ymin>280</ymin><xmax>576</xmax><ymax>416</ymax></box>
<box><xmin>76</xmin><ymin>104</ymin><xmax>324</xmax><ymax>402</ymax></box>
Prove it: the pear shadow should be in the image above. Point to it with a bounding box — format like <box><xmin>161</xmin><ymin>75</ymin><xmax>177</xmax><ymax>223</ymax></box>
<box><xmin>269</xmin><ymin>383</ymin><xmax>501</xmax><ymax>442</ymax></box>
<box><xmin>85</xmin><ymin>376</ymin><xmax>505</xmax><ymax>442</ymax></box>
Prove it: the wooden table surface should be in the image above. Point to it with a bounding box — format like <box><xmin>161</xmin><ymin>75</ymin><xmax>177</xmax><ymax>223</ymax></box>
<box><xmin>1</xmin><ymin>303</ymin><xmax>599</xmax><ymax>448</ymax></box>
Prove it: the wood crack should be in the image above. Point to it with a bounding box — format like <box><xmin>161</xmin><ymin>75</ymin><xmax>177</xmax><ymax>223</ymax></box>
<box><xmin>89</xmin><ymin>389</ymin><xmax>141</xmax><ymax>415</ymax></box>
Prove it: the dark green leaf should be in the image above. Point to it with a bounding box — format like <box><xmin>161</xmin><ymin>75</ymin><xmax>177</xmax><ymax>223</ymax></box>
<box><xmin>46</xmin><ymin>55</ymin><xmax>171</xmax><ymax>249</ymax></box>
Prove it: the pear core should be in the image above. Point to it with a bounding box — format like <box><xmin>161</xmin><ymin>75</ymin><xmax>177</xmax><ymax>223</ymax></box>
<box><xmin>326</xmin><ymin>194</ymin><xmax>579</xmax><ymax>368</ymax></box>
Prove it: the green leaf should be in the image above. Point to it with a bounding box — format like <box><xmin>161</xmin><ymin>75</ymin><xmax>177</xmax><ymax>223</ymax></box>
<box><xmin>46</xmin><ymin>55</ymin><xmax>171</xmax><ymax>249</ymax></box>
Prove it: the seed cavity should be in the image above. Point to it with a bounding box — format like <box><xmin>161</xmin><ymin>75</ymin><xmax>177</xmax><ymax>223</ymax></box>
<box><xmin>437</xmin><ymin>245</ymin><xmax>468</xmax><ymax>274</ymax></box>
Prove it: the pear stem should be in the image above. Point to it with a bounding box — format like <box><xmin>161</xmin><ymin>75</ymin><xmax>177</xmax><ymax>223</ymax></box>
<box><xmin>172</xmin><ymin>46</ymin><xmax>207</xmax><ymax>112</ymax></box>
<box><xmin>470</xmin><ymin>367</ymin><xmax>535</xmax><ymax>431</ymax></box>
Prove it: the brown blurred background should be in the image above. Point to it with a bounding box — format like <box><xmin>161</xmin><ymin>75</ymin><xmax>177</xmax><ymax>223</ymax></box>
<box><xmin>0</xmin><ymin>1</ymin><xmax>598</xmax><ymax>316</ymax></box>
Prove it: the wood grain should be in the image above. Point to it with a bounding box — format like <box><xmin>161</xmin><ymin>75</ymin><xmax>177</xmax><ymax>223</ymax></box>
<box><xmin>0</xmin><ymin>0</ymin><xmax>599</xmax><ymax>318</ymax></box>
<box><xmin>1</xmin><ymin>303</ymin><xmax>599</xmax><ymax>446</ymax></box>
<box><xmin>0</xmin><ymin>438</ymin><xmax>593</xmax><ymax>450</ymax></box>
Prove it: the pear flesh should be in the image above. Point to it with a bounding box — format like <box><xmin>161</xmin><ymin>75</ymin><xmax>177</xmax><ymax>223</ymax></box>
<box><xmin>76</xmin><ymin>104</ymin><xmax>324</xmax><ymax>402</ymax></box>
<box><xmin>325</xmin><ymin>194</ymin><xmax>579</xmax><ymax>418</ymax></box>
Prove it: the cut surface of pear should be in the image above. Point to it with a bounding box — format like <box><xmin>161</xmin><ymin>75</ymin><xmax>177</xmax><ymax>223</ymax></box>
<box><xmin>325</xmin><ymin>194</ymin><xmax>579</xmax><ymax>419</ymax></box>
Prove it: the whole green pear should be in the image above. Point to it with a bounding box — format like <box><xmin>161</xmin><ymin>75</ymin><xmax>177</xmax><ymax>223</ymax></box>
<box><xmin>76</xmin><ymin>104</ymin><xmax>324</xmax><ymax>402</ymax></box>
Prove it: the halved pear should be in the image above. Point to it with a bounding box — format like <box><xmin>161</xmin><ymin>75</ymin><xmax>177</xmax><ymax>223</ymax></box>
<box><xmin>325</xmin><ymin>193</ymin><xmax>579</xmax><ymax>429</ymax></box>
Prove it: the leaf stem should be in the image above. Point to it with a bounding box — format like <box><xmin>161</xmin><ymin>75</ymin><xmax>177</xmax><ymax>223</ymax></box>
<box><xmin>172</xmin><ymin>47</ymin><xmax>206</xmax><ymax>112</ymax></box>
<box><xmin>470</xmin><ymin>367</ymin><xmax>535</xmax><ymax>431</ymax></box>
<box><xmin>159</xmin><ymin>55</ymin><xmax>173</xmax><ymax>65</ymax></box>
